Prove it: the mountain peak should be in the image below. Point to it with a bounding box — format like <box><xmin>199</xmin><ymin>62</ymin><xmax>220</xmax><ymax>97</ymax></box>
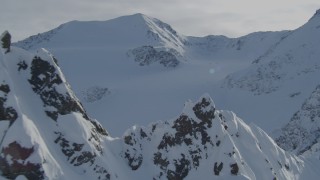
<box><xmin>128</xmin><ymin>13</ymin><xmax>148</xmax><ymax>19</ymax></box>
<box><xmin>314</xmin><ymin>9</ymin><xmax>320</xmax><ymax>16</ymax></box>
<box><xmin>15</xmin><ymin>13</ymin><xmax>185</xmax><ymax>52</ymax></box>
<box><xmin>112</xmin><ymin>13</ymin><xmax>150</xmax><ymax>24</ymax></box>
<box><xmin>309</xmin><ymin>8</ymin><xmax>320</xmax><ymax>21</ymax></box>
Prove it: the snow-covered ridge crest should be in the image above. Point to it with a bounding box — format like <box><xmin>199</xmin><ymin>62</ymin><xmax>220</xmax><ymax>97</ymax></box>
<box><xmin>14</xmin><ymin>13</ymin><xmax>185</xmax><ymax>51</ymax></box>
<box><xmin>121</xmin><ymin>94</ymin><xmax>312</xmax><ymax>179</ymax></box>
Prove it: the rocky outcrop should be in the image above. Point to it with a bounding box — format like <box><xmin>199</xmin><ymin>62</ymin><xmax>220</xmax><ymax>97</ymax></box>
<box><xmin>0</xmin><ymin>31</ymin><xmax>11</xmax><ymax>53</ymax></box>
<box><xmin>0</xmin><ymin>142</ymin><xmax>44</xmax><ymax>180</ymax></box>
<box><xmin>121</xmin><ymin>94</ymin><xmax>301</xmax><ymax>179</ymax></box>
<box><xmin>128</xmin><ymin>46</ymin><xmax>180</xmax><ymax>67</ymax></box>
<box><xmin>0</xmin><ymin>83</ymin><xmax>18</xmax><ymax>125</ymax></box>
<box><xmin>28</xmin><ymin>55</ymin><xmax>86</xmax><ymax>121</ymax></box>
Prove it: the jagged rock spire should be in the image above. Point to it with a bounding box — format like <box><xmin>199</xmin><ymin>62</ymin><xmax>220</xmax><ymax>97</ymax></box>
<box><xmin>1</xmin><ymin>31</ymin><xmax>11</xmax><ymax>54</ymax></box>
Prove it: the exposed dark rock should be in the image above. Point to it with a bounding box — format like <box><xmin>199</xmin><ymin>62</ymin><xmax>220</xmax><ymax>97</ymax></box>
<box><xmin>285</xmin><ymin>164</ymin><xmax>290</xmax><ymax>170</ymax></box>
<box><xmin>157</xmin><ymin>113</ymin><xmax>213</xmax><ymax>152</ymax></box>
<box><xmin>17</xmin><ymin>61</ymin><xmax>28</xmax><ymax>71</ymax></box>
<box><xmin>124</xmin><ymin>135</ymin><xmax>134</xmax><ymax>146</ymax></box>
<box><xmin>129</xmin><ymin>46</ymin><xmax>180</xmax><ymax>67</ymax></box>
<box><xmin>150</xmin><ymin>97</ymin><xmax>219</xmax><ymax>178</ymax></box>
<box><xmin>214</xmin><ymin>162</ymin><xmax>223</xmax><ymax>175</ymax></box>
<box><xmin>54</xmin><ymin>132</ymin><xmax>96</xmax><ymax>166</ymax></box>
<box><xmin>124</xmin><ymin>150</ymin><xmax>143</xmax><ymax>170</ymax></box>
<box><xmin>158</xmin><ymin>133</ymin><xmax>175</xmax><ymax>150</ymax></box>
<box><xmin>154</xmin><ymin>152</ymin><xmax>169</xmax><ymax>171</ymax></box>
<box><xmin>140</xmin><ymin>129</ymin><xmax>148</xmax><ymax>138</ymax></box>
<box><xmin>1</xmin><ymin>31</ymin><xmax>11</xmax><ymax>53</ymax></box>
<box><xmin>28</xmin><ymin>56</ymin><xmax>87</xmax><ymax>120</ymax></box>
<box><xmin>0</xmin><ymin>141</ymin><xmax>44</xmax><ymax>180</ymax></box>
<box><xmin>93</xmin><ymin>165</ymin><xmax>111</xmax><ymax>180</ymax></box>
<box><xmin>230</xmin><ymin>163</ymin><xmax>239</xmax><ymax>175</ymax></box>
<box><xmin>0</xmin><ymin>84</ymin><xmax>10</xmax><ymax>94</ymax></box>
<box><xmin>0</xmin><ymin>83</ymin><xmax>18</xmax><ymax>125</ymax></box>
<box><xmin>90</xmin><ymin>120</ymin><xmax>108</xmax><ymax>136</ymax></box>
<box><xmin>189</xmin><ymin>150</ymin><xmax>202</xmax><ymax>167</ymax></box>
<box><xmin>72</xmin><ymin>151</ymin><xmax>96</xmax><ymax>166</ymax></box>
<box><xmin>122</xmin><ymin>128</ymin><xmax>150</xmax><ymax>171</ymax></box>
<box><xmin>27</xmin><ymin>56</ymin><xmax>109</xmax><ymax>138</ymax></box>
<box><xmin>166</xmin><ymin>154</ymin><xmax>190</xmax><ymax>180</ymax></box>
<box><xmin>193</xmin><ymin>97</ymin><xmax>215</xmax><ymax>123</ymax></box>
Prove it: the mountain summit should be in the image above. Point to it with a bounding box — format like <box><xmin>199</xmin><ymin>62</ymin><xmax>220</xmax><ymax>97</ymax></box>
<box><xmin>15</xmin><ymin>13</ymin><xmax>185</xmax><ymax>52</ymax></box>
<box><xmin>309</xmin><ymin>8</ymin><xmax>320</xmax><ymax>20</ymax></box>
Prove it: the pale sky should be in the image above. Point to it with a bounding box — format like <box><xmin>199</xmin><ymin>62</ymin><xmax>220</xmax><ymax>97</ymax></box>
<box><xmin>1</xmin><ymin>0</ymin><xmax>320</xmax><ymax>42</ymax></box>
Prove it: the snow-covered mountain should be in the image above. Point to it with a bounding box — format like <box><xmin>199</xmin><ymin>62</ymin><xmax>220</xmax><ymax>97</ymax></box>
<box><xmin>15</xmin><ymin>13</ymin><xmax>186</xmax><ymax>68</ymax></box>
<box><xmin>3</xmin><ymin>34</ymin><xmax>320</xmax><ymax>179</ymax></box>
<box><xmin>223</xmin><ymin>9</ymin><xmax>320</xmax><ymax>95</ymax></box>
<box><xmin>218</xmin><ymin>9</ymin><xmax>320</xmax><ymax>147</ymax></box>
<box><xmin>14</xmin><ymin>13</ymin><xmax>292</xmax><ymax>136</ymax></box>
<box><xmin>11</xmin><ymin>10</ymin><xmax>320</xmax><ymax>163</ymax></box>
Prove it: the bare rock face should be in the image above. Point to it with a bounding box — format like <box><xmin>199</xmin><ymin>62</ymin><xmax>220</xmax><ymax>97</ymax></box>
<box><xmin>0</xmin><ymin>83</ymin><xmax>18</xmax><ymax>125</ymax></box>
<box><xmin>28</xmin><ymin>56</ymin><xmax>86</xmax><ymax>121</ymax></box>
<box><xmin>1</xmin><ymin>31</ymin><xmax>11</xmax><ymax>53</ymax></box>
<box><xmin>0</xmin><ymin>142</ymin><xmax>44</xmax><ymax>180</ymax></box>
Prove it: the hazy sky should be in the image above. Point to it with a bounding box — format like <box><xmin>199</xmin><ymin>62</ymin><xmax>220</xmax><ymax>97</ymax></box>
<box><xmin>1</xmin><ymin>0</ymin><xmax>320</xmax><ymax>42</ymax></box>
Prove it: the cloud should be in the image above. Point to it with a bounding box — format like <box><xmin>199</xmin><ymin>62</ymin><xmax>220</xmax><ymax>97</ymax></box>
<box><xmin>1</xmin><ymin>0</ymin><xmax>319</xmax><ymax>41</ymax></box>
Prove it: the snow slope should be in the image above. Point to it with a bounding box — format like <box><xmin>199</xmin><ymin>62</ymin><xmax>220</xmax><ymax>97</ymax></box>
<box><xmin>224</xmin><ymin>9</ymin><xmax>320</xmax><ymax>95</ymax></box>
<box><xmin>276</xmin><ymin>85</ymin><xmax>320</xmax><ymax>157</ymax></box>
<box><xmin>217</xmin><ymin>9</ymin><xmax>320</xmax><ymax>135</ymax></box>
<box><xmin>2</xmin><ymin>37</ymin><xmax>320</xmax><ymax>179</ymax></box>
